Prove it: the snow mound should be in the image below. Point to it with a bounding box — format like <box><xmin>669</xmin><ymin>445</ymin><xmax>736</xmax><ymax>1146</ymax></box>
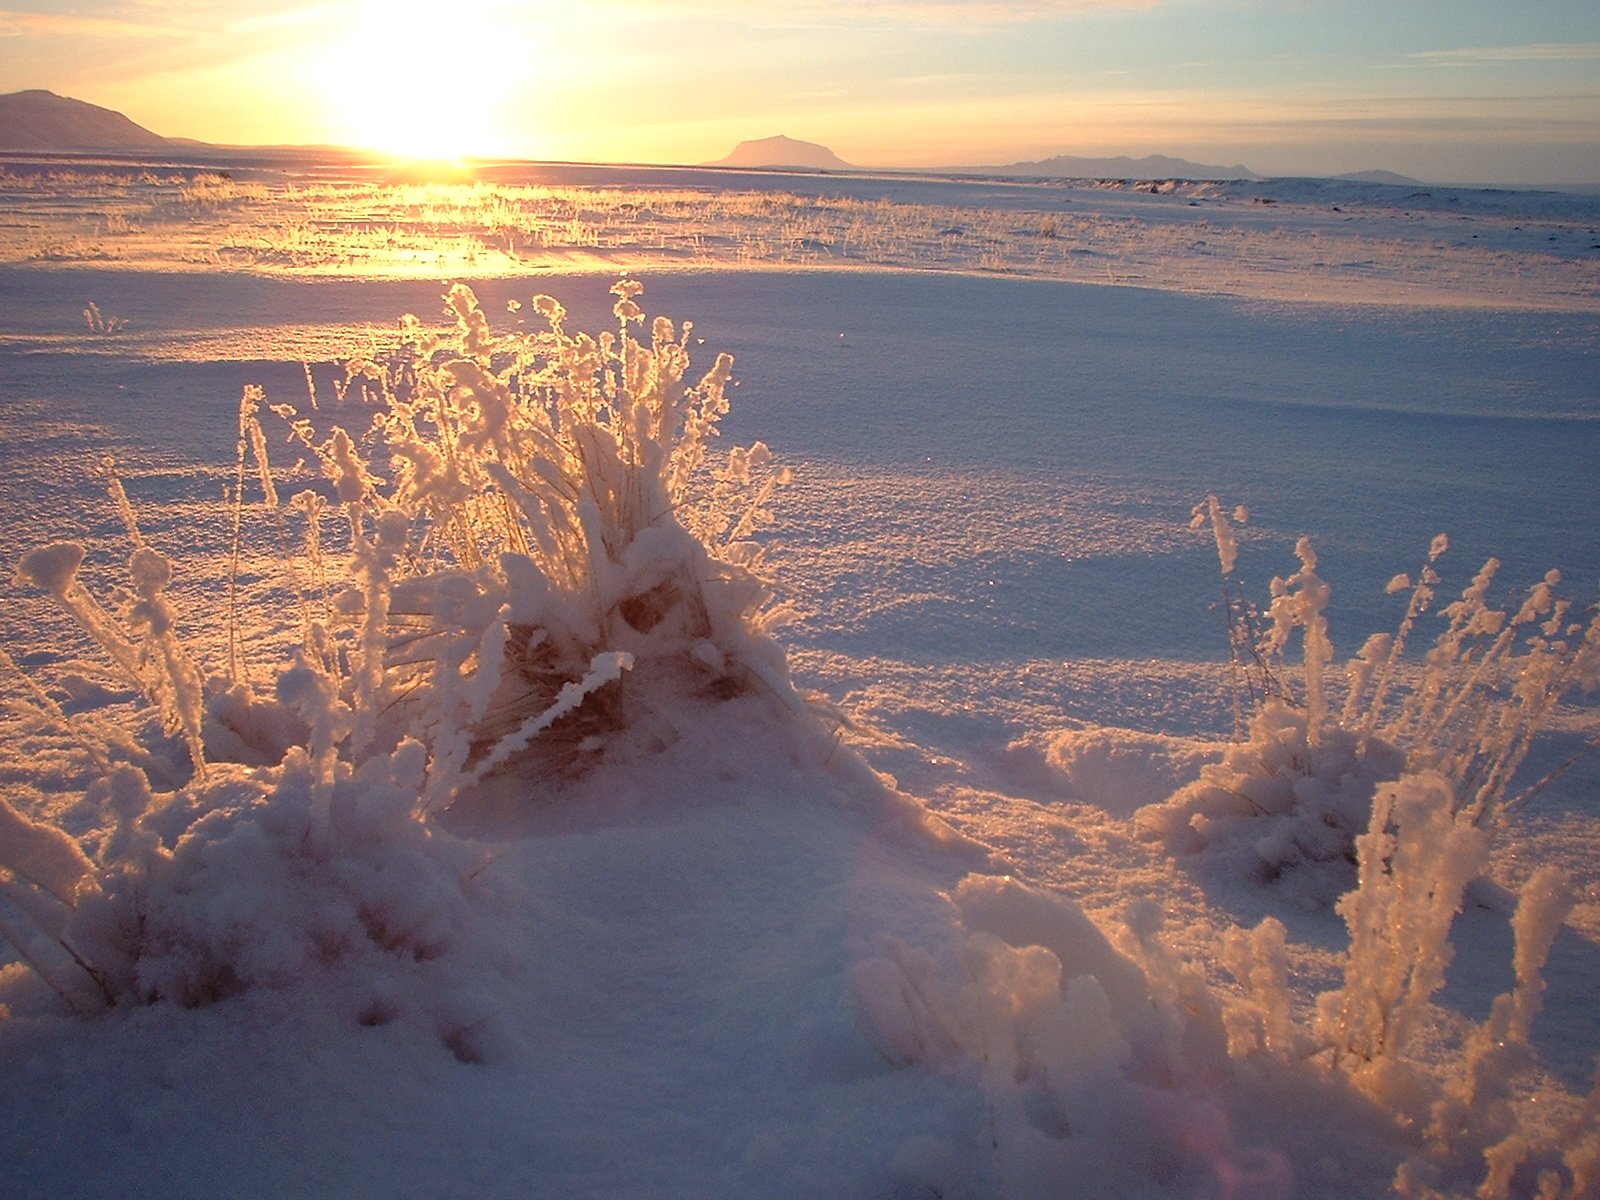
<box><xmin>1137</xmin><ymin>699</ymin><xmax>1406</xmax><ymax>902</ymax></box>
<box><xmin>1005</xmin><ymin>725</ymin><xmax>1220</xmax><ymax>818</ymax></box>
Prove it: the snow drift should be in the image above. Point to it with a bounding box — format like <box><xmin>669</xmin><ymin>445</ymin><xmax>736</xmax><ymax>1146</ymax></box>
<box><xmin>3</xmin><ymin>281</ymin><xmax>1599</xmax><ymax>1200</ymax></box>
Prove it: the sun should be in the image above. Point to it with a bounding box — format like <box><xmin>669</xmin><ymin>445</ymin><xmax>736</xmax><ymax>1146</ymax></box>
<box><xmin>316</xmin><ymin>0</ymin><xmax>526</xmax><ymax>161</ymax></box>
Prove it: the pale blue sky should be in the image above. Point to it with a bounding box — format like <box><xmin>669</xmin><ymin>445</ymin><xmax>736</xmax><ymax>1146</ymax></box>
<box><xmin>3</xmin><ymin>0</ymin><xmax>1597</xmax><ymax>182</ymax></box>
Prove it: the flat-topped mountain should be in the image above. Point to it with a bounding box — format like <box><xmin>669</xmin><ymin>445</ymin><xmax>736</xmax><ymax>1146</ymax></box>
<box><xmin>0</xmin><ymin>89</ymin><xmax>173</xmax><ymax>151</ymax></box>
<box><xmin>704</xmin><ymin>135</ymin><xmax>853</xmax><ymax>171</ymax></box>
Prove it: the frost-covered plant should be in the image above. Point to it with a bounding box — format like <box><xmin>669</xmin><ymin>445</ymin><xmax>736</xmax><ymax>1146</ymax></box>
<box><xmin>1386</xmin><ymin>866</ymin><xmax>1574</xmax><ymax>1197</ymax></box>
<box><xmin>0</xmin><ymin>747</ymin><xmax>481</xmax><ymax>1018</ymax></box>
<box><xmin>1313</xmin><ymin>843</ymin><xmax>1600</xmax><ymax>1199</ymax></box>
<box><xmin>1136</xmin><ymin>699</ymin><xmax>1407</xmax><ymax>901</ymax></box>
<box><xmin>1207</xmin><ymin>854</ymin><xmax>1599</xmax><ymax>1198</ymax></box>
<box><xmin>2</xmin><ymin>279</ymin><xmax>796</xmax><ymax>1012</ymax></box>
<box><xmin>249</xmin><ymin>279</ymin><xmax>797</xmax><ymax>806</ymax></box>
<box><xmin>1142</xmin><ymin>498</ymin><xmax>1600</xmax><ymax>894</ymax></box>
<box><xmin>1316</xmin><ymin>770</ymin><xmax>1491</xmax><ymax>1075</ymax></box>
<box><xmin>1155</xmin><ymin>500</ymin><xmax>1600</xmax><ymax>1192</ymax></box>
<box><xmin>82</xmin><ymin>300</ymin><xmax>125</xmax><ymax>334</ymax></box>
<box><xmin>1192</xmin><ymin>495</ymin><xmax>1281</xmax><ymax>738</ymax></box>
<box><xmin>16</xmin><ymin>527</ymin><xmax>211</xmax><ymax>782</ymax></box>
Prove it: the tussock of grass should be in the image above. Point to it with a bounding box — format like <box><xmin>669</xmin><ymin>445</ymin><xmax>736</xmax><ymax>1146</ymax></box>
<box><xmin>2</xmin><ymin>279</ymin><xmax>797</xmax><ymax>1010</ymax></box>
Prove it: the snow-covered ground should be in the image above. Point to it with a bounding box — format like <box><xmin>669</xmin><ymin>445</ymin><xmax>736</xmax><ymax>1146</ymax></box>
<box><xmin>1</xmin><ymin>154</ymin><xmax>1597</xmax><ymax>1199</ymax></box>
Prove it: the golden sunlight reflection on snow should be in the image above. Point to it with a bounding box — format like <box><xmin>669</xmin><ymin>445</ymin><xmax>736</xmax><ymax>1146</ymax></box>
<box><xmin>315</xmin><ymin>0</ymin><xmax>527</xmax><ymax>161</ymax></box>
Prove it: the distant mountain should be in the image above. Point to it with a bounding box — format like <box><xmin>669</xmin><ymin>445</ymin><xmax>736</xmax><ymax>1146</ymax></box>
<box><xmin>705</xmin><ymin>136</ymin><xmax>852</xmax><ymax>171</ymax></box>
<box><xmin>1332</xmin><ymin>169</ymin><xmax>1422</xmax><ymax>186</ymax></box>
<box><xmin>0</xmin><ymin>89</ymin><xmax>175</xmax><ymax>151</ymax></box>
<box><xmin>981</xmin><ymin>153</ymin><xmax>1261</xmax><ymax>181</ymax></box>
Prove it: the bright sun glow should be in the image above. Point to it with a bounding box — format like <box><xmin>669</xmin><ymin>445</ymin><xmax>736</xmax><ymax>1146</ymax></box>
<box><xmin>316</xmin><ymin>0</ymin><xmax>527</xmax><ymax>160</ymax></box>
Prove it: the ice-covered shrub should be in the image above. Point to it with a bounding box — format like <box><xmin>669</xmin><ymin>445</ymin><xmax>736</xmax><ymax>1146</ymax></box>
<box><xmin>2</xmin><ymin>279</ymin><xmax>797</xmax><ymax>1011</ymax></box>
<box><xmin>249</xmin><ymin>279</ymin><xmax>797</xmax><ymax>806</ymax></box>
<box><xmin>1206</xmin><ymin>854</ymin><xmax>1600</xmax><ymax>1199</ymax></box>
<box><xmin>1137</xmin><ymin>699</ymin><xmax>1406</xmax><ymax>901</ymax></box>
<box><xmin>1140</xmin><ymin>498</ymin><xmax>1600</xmax><ymax>895</ymax></box>
<box><xmin>0</xmin><ymin>745</ymin><xmax>482</xmax><ymax>1016</ymax></box>
<box><xmin>1324</xmin><ymin>846</ymin><xmax>1598</xmax><ymax>1198</ymax></box>
<box><xmin>1144</xmin><ymin>499</ymin><xmax>1600</xmax><ymax>1194</ymax></box>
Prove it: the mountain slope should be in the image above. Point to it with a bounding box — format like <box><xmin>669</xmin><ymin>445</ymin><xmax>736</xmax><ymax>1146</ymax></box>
<box><xmin>0</xmin><ymin>89</ymin><xmax>172</xmax><ymax>151</ymax></box>
<box><xmin>705</xmin><ymin>135</ymin><xmax>853</xmax><ymax>171</ymax></box>
<box><xmin>1333</xmin><ymin>168</ymin><xmax>1422</xmax><ymax>186</ymax></box>
<box><xmin>984</xmin><ymin>152</ymin><xmax>1260</xmax><ymax>181</ymax></box>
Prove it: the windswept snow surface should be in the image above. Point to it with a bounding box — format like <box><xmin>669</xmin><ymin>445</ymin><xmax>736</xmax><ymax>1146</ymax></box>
<box><xmin>1</xmin><ymin>156</ymin><xmax>1598</xmax><ymax>1199</ymax></box>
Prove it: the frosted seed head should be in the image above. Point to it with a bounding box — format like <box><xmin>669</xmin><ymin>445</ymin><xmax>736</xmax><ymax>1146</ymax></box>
<box><xmin>16</xmin><ymin>542</ymin><xmax>86</xmax><ymax>596</ymax></box>
<box><xmin>326</xmin><ymin>428</ymin><xmax>371</xmax><ymax>504</ymax></box>
<box><xmin>375</xmin><ymin>509</ymin><xmax>410</xmax><ymax>547</ymax></box>
<box><xmin>1469</xmin><ymin>609</ymin><xmax>1507</xmax><ymax>636</ymax></box>
<box><xmin>128</xmin><ymin>547</ymin><xmax>172</xmax><ymax>597</ymax></box>
<box><xmin>1356</xmin><ymin>632</ymin><xmax>1392</xmax><ymax>663</ymax></box>
<box><xmin>610</xmin><ymin>278</ymin><xmax>644</xmax><ymax>323</ymax></box>
<box><xmin>445</xmin><ymin>282</ymin><xmax>479</xmax><ymax>319</ymax></box>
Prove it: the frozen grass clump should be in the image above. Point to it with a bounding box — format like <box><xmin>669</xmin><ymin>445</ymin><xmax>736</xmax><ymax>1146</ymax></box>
<box><xmin>1138</xmin><ymin>700</ymin><xmax>1406</xmax><ymax>901</ymax></box>
<box><xmin>0</xmin><ymin>747</ymin><xmax>482</xmax><ymax>1021</ymax></box>
<box><xmin>245</xmin><ymin>278</ymin><xmax>796</xmax><ymax>806</ymax></box>
<box><xmin>848</xmin><ymin>833</ymin><xmax>1600</xmax><ymax>1198</ymax></box>
<box><xmin>1131</xmin><ymin>497</ymin><xmax>1600</xmax><ymax>1195</ymax></box>
<box><xmin>1139</xmin><ymin>498</ymin><xmax>1600</xmax><ymax>900</ymax></box>
<box><xmin>2</xmin><ymin>279</ymin><xmax>797</xmax><ymax>1013</ymax></box>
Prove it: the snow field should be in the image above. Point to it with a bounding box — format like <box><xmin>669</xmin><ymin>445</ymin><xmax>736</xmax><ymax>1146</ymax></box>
<box><xmin>1</xmin><ymin>158</ymin><xmax>1598</xmax><ymax>1198</ymax></box>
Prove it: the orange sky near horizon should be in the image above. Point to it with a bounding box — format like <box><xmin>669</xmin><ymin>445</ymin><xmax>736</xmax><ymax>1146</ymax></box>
<box><xmin>3</xmin><ymin>0</ymin><xmax>1599</xmax><ymax>184</ymax></box>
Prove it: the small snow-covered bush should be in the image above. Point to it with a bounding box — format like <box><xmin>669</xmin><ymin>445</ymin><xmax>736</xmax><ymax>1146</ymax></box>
<box><xmin>1140</xmin><ymin>499</ymin><xmax>1600</xmax><ymax>896</ymax></box>
<box><xmin>1137</xmin><ymin>499</ymin><xmax>1600</xmax><ymax>1195</ymax></box>
<box><xmin>1138</xmin><ymin>699</ymin><xmax>1406</xmax><ymax>901</ymax></box>
<box><xmin>0</xmin><ymin>745</ymin><xmax>479</xmax><ymax>1014</ymax></box>
<box><xmin>241</xmin><ymin>278</ymin><xmax>796</xmax><ymax>806</ymax></box>
<box><xmin>2</xmin><ymin>279</ymin><xmax>797</xmax><ymax>1012</ymax></box>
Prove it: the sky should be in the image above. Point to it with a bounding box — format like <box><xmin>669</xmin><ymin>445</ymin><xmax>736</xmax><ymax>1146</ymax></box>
<box><xmin>2</xmin><ymin>0</ymin><xmax>1598</xmax><ymax>184</ymax></box>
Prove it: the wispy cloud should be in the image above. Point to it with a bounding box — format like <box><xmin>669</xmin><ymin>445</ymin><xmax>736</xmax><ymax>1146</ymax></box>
<box><xmin>1409</xmin><ymin>42</ymin><xmax>1600</xmax><ymax>65</ymax></box>
<box><xmin>223</xmin><ymin>5</ymin><xmax>333</xmax><ymax>36</ymax></box>
<box><xmin>0</xmin><ymin>10</ymin><xmax>187</xmax><ymax>38</ymax></box>
<box><xmin>0</xmin><ymin>1</ymin><xmax>337</xmax><ymax>40</ymax></box>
